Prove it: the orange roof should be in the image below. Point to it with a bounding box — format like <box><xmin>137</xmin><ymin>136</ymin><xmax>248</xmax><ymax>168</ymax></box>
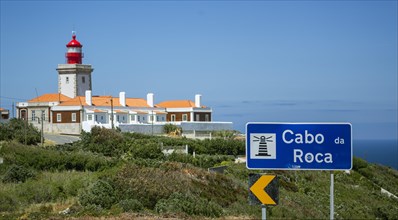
<box><xmin>118</xmin><ymin>97</ymin><xmax>149</xmax><ymax>107</ymax></box>
<box><xmin>154</xmin><ymin>111</ymin><xmax>167</xmax><ymax>114</ymax></box>
<box><xmin>93</xmin><ymin>109</ymin><xmax>107</xmax><ymax>113</ymax></box>
<box><xmin>57</xmin><ymin>96</ymin><xmax>149</xmax><ymax>107</ymax></box>
<box><xmin>156</xmin><ymin>100</ymin><xmax>205</xmax><ymax>108</ymax></box>
<box><xmin>135</xmin><ymin>111</ymin><xmax>148</xmax><ymax>114</ymax></box>
<box><xmin>28</xmin><ymin>93</ymin><xmax>71</xmax><ymax>103</ymax></box>
<box><xmin>115</xmin><ymin>110</ymin><xmax>129</xmax><ymax>113</ymax></box>
<box><xmin>57</xmin><ymin>96</ymin><xmax>86</xmax><ymax>106</ymax></box>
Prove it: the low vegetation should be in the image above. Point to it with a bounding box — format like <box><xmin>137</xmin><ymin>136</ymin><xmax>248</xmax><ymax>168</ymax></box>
<box><xmin>0</xmin><ymin>123</ymin><xmax>397</xmax><ymax>219</ymax></box>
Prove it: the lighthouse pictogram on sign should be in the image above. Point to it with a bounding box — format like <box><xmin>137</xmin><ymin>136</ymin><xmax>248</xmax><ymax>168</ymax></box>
<box><xmin>250</xmin><ymin>133</ymin><xmax>276</xmax><ymax>159</ymax></box>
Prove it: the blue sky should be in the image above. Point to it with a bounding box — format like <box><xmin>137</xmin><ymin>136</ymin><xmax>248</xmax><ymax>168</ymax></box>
<box><xmin>1</xmin><ymin>1</ymin><xmax>397</xmax><ymax>140</ymax></box>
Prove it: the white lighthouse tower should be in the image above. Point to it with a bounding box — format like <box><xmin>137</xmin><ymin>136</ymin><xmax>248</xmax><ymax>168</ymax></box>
<box><xmin>57</xmin><ymin>32</ymin><xmax>93</xmax><ymax>98</ymax></box>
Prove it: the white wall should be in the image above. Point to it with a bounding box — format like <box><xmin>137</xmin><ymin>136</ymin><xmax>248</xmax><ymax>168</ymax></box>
<box><xmin>59</xmin><ymin>74</ymin><xmax>76</xmax><ymax>98</ymax></box>
<box><xmin>77</xmin><ymin>73</ymin><xmax>91</xmax><ymax>97</ymax></box>
<box><xmin>51</xmin><ymin>123</ymin><xmax>81</xmax><ymax>134</ymax></box>
<box><xmin>94</xmin><ymin>113</ymin><xmax>108</xmax><ymax>124</ymax></box>
<box><xmin>116</xmin><ymin>114</ymin><xmax>128</xmax><ymax>123</ymax></box>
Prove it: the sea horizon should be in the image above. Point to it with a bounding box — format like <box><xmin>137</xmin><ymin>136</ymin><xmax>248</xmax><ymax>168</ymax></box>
<box><xmin>353</xmin><ymin>139</ymin><xmax>398</xmax><ymax>170</ymax></box>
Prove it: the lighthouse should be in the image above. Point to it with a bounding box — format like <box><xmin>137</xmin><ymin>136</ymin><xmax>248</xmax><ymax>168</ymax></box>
<box><xmin>57</xmin><ymin>32</ymin><xmax>94</xmax><ymax>98</ymax></box>
<box><xmin>66</xmin><ymin>31</ymin><xmax>83</xmax><ymax>64</ymax></box>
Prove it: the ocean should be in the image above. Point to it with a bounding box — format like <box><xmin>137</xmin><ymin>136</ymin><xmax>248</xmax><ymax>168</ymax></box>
<box><xmin>353</xmin><ymin>139</ymin><xmax>398</xmax><ymax>170</ymax></box>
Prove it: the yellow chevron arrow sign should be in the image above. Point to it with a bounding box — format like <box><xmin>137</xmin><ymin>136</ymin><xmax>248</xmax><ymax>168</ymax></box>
<box><xmin>249</xmin><ymin>174</ymin><xmax>278</xmax><ymax>205</ymax></box>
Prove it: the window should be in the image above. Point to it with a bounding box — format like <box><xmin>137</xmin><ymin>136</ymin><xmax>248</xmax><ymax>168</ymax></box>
<box><xmin>150</xmin><ymin>115</ymin><xmax>154</xmax><ymax>122</ymax></box>
<box><xmin>131</xmin><ymin>115</ymin><xmax>135</xmax><ymax>121</ymax></box>
<box><xmin>171</xmin><ymin>114</ymin><xmax>176</xmax><ymax>122</ymax></box>
<box><xmin>21</xmin><ymin>110</ymin><xmax>26</xmax><ymax>120</ymax></box>
<box><xmin>157</xmin><ymin>116</ymin><xmax>159</xmax><ymax>121</ymax></box>
<box><xmin>117</xmin><ymin>115</ymin><xmax>120</xmax><ymax>121</ymax></box>
<box><xmin>72</xmin><ymin>113</ymin><xmax>76</xmax><ymax>122</ymax></box>
<box><xmin>66</xmin><ymin>77</ymin><xmax>69</xmax><ymax>84</ymax></box>
<box><xmin>88</xmin><ymin>114</ymin><xmax>93</xmax><ymax>121</ymax></box>
<box><xmin>196</xmin><ymin>114</ymin><xmax>200</xmax><ymax>121</ymax></box>
<box><xmin>122</xmin><ymin>116</ymin><xmax>125</xmax><ymax>121</ymax></box>
<box><xmin>95</xmin><ymin>115</ymin><xmax>98</xmax><ymax>121</ymax></box>
<box><xmin>143</xmin><ymin>117</ymin><xmax>145</xmax><ymax>121</ymax></box>
<box><xmin>162</xmin><ymin>116</ymin><xmax>165</xmax><ymax>121</ymax></box>
<box><xmin>57</xmin><ymin>113</ymin><xmax>61</xmax><ymax>122</ymax></box>
<box><xmin>182</xmin><ymin>114</ymin><xmax>188</xmax><ymax>122</ymax></box>
<box><xmin>32</xmin><ymin>110</ymin><xmax>36</xmax><ymax>121</ymax></box>
<box><xmin>205</xmin><ymin>114</ymin><xmax>210</xmax><ymax>122</ymax></box>
<box><xmin>137</xmin><ymin>116</ymin><xmax>140</xmax><ymax>121</ymax></box>
<box><xmin>82</xmin><ymin>76</ymin><xmax>85</xmax><ymax>83</ymax></box>
<box><xmin>41</xmin><ymin>110</ymin><xmax>45</xmax><ymax>121</ymax></box>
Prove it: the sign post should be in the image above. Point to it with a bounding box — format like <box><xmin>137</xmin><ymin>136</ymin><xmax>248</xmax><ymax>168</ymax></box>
<box><xmin>330</xmin><ymin>171</ymin><xmax>334</xmax><ymax>220</ymax></box>
<box><xmin>246</xmin><ymin>123</ymin><xmax>352</xmax><ymax>219</ymax></box>
<box><xmin>249</xmin><ymin>174</ymin><xmax>278</xmax><ymax>220</ymax></box>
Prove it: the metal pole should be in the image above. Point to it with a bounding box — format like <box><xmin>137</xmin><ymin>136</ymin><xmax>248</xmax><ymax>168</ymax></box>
<box><xmin>110</xmin><ymin>98</ymin><xmax>114</xmax><ymax>129</ymax></box>
<box><xmin>24</xmin><ymin>115</ymin><xmax>27</xmax><ymax>145</ymax></box>
<box><xmin>262</xmin><ymin>204</ymin><xmax>266</xmax><ymax>220</ymax></box>
<box><xmin>41</xmin><ymin>116</ymin><xmax>44</xmax><ymax>146</ymax></box>
<box><xmin>330</xmin><ymin>171</ymin><xmax>334</xmax><ymax>220</ymax></box>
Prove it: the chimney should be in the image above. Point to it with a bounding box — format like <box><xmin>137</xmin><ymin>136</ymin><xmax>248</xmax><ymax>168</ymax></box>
<box><xmin>147</xmin><ymin>93</ymin><xmax>154</xmax><ymax>107</ymax></box>
<box><xmin>85</xmin><ymin>90</ymin><xmax>92</xmax><ymax>106</ymax></box>
<box><xmin>195</xmin><ymin>94</ymin><xmax>201</xmax><ymax>108</ymax></box>
<box><xmin>119</xmin><ymin>92</ymin><xmax>126</xmax><ymax>107</ymax></box>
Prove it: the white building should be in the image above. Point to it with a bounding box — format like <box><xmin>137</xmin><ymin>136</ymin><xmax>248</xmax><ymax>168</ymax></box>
<box><xmin>16</xmin><ymin>32</ymin><xmax>232</xmax><ymax>135</ymax></box>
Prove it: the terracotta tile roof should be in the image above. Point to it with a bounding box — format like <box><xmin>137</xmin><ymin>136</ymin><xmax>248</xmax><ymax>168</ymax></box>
<box><xmin>93</xmin><ymin>109</ymin><xmax>107</xmax><ymax>113</ymax></box>
<box><xmin>118</xmin><ymin>98</ymin><xmax>150</xmax><ymax>107</ymax></box>
<box><xmin>57</xmin><ymin>97</ymin><xmax>86</xmax><ymax>106</ymax></box>
<box><xmin>135</xmin><ymin>111</ymin><xmax>148</xmax><ymax>114</ymax></box>
<box><xmin>57</xmin><ymin>96</ymin><xmax>150</xmax><ymax>108</ymax></box>
<box><xmin>115</xmin><ymin>110</ymin><xmax>129</xmax><ymax>113</ymax></box>
<box><xmin>28</xmin><ymin>93</ymin><xmax>71</xmax><ymax>103</ymax></box>
<box><xmin>156</xmin><ymin>100</ymin><xmax>197</xmax><ymax>108</ymax></box>
<box><xmin>153</xmin><ymin>111</ymin><xmax>167</xmax><ymax>114</ymax></box>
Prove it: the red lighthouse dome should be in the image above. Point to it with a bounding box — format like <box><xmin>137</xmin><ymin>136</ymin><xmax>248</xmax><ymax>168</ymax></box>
<box><xmin>66</xmin><ymin>32</ymin><xmax>83</xmax><ymax>64</ymax></box>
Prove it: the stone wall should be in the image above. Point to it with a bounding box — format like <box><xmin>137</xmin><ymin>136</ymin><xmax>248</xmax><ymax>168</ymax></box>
<box><xmin>119</xmin><ymin>122</ymin><xmax>233</xmax><ymax>136</ymax></box>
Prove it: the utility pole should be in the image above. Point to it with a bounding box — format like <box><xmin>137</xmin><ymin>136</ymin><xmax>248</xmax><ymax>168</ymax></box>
<box><xmin>151</xmin><ymin>110</ymin><xmax>154</xmax><ymax>135</ymax></box>
<box><xmin>12</xmin><ymin>102</ymin><xmax>15</xmax><ymax>118</ymax></box>
<box><xmin>110</xmin><ymin>97</ymin><xmax>114</xmax><ymax>129</ymax></box>
<box><xmin>24</xmin><ymin>115</ymin><xmax>27</xmax><ymax>145</ymax></box>
<box><xmin>40</xmin><ymin>112</ymin><xmax>44</xmax><ymax>146</ymax></box>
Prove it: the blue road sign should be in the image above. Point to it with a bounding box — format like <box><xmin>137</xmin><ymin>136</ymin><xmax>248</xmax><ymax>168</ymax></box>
<box><xmin>246</xmin><ymin>123</ymin><xmax>352</xmax><ymax>170</ymax></box>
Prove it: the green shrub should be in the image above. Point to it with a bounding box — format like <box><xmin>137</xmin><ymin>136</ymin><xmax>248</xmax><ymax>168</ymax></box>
<box><xmin>212</xmin><ymin>130</ymin><xmax>240</xmax><ymax>139</ymax></box>
<box><xmin>127</xmin><ymin>142</ymin><xmax>164</xmax><ymax>160</ymax></box>
<box><xmin>353</xmin><ymin>157</ymin><xmax>368</xmax><ymax>170</ymax></box>
<box><xmin>2</xmin><ymin>164</ymin><xmax>36</xmax><ymax>183</ymax></box>
<box><xmin>0</xmin><ymin>118</ymin><xmax>41</xmax><ymax>145</ymax></box>
<box><xmin>118</xmin><ymin>199</ymin><xmax>144</xmax><ymax>212</ymax></box>
<box><xmin>191</xmin><ymin>138</ymin><xmax>245</xmax><ymax>156</ymax></box>
<box><xmin>0</xmin><ymin>191</ymin><xmax>18</xmax><ymax>212</ymax></box>
<box><xmin>225</xmin><ymin>163</ymin><xmax>253</xmax><ymax>181</ymax></box>
<box><xmin>167</xmin><ymin>153</ymin><xmax>234</xmax><ymax>169</ymax></box>
<box><xmin>155</xmin><ymin>192</ymin><xmax>223</xmax><ymax>217</ymax></box>
<box><xmin>80</xmin><ymin>126</ymin><xmax>125</xmax><ymax>156</ymax></box>
<box><xmin>1</xmin><ymin>142</ymin><xmax>115</xmax><ymax>172</ymax></box>
<box><xmin>280</xmin><ymin>179</ymin><xmax>299</xmax><ymax>192</ymax></box>
<box><xmin>16</xmin><ymin>178</ymin><xmax>63</xmax><ymax>203</ymax></box>
<box><xmin>163</xmin><ymin>124</ymin><xmax>180</xmax><ymax>134</ymax></box>
<box><xmin>78</xmin><ymin>179</ymin><xmax>116</xmax><ymax>209</ymax></box>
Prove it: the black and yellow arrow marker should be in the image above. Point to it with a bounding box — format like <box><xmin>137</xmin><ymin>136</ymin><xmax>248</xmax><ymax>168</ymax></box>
<box><xmin>249</xmin><ymin>174</ymin><xmax>279</xmax><ymax>206</ymax></box>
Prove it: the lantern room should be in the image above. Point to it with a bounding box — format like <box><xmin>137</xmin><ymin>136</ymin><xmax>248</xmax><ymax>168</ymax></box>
<box><xmin>66</xmin><ymin>32</ymin><xmax>84</xmax><ymax>64</ymax></box>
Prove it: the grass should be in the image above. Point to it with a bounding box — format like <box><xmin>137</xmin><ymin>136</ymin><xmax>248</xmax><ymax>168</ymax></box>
<box><xmin>1</xmin><ymin>135</ymin><xmax>398</xmax><ymax>219</ymax></box>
